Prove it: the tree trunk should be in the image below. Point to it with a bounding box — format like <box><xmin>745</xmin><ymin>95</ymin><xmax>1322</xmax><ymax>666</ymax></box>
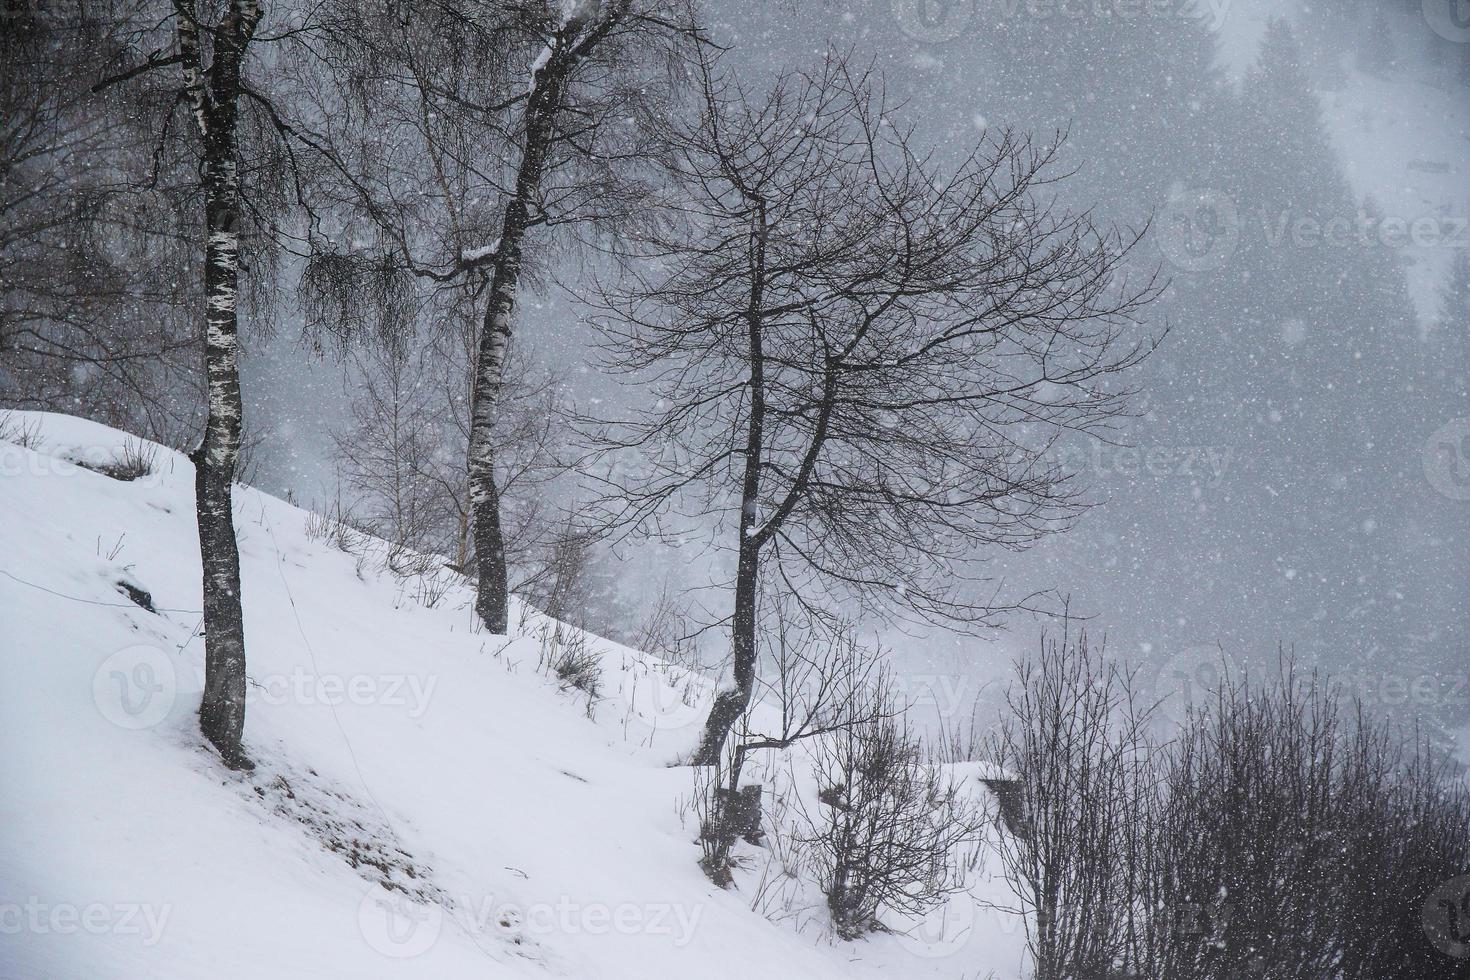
<box><xmin>693</xmin><ymin>543</ymin><xmax>760</xmax><ymax>765</ymax></box>
<box><xmin>467</xmin><ymin>62</ymin><xmax>561</xmax><ymax>634</ymax></box>
<box><xmin>693</xmin><ymin>205</ymin><xmax>768</xmax><ymax>766</ymax></box>
<box><xmin>185</xmin><ymin>0</ymin><xmax>260</xmax><ymax>770</ymax></box>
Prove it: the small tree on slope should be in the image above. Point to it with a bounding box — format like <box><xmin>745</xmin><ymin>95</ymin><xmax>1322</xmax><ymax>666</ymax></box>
<box><xmin>590</xmin><ymin>49</ymin><xmax>1161</xmax><ymax>766</ymax></box>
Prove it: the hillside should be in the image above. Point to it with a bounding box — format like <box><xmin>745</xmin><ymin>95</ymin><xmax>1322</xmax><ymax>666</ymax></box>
<box><xmin>0</xmin><ymin>412</ymin><xmax>1024</xmax><ymax>980</ymax></box>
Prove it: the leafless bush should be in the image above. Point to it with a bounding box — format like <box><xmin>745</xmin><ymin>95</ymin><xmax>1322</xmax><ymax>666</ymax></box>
<box><xmin>985</xmin><ymin>628</ymin><xmax>1157</xmax><ymax>980</ymax></box>
<box><xmin>698</xmin><ymin>607</ymin><xmax>888</xmax><ymax>885</ymax></box>
<box><xmin>333</xmin><ymin>322</ymin><xmax>578</xmax><ymax>600</ymax></box>
<box><xmin>744</xmin><ymin>759</ymin><xmax>809</xmax><ymax>923</ymax></box>
<box><xmin>1132</xmin><ymin>664</ymin><xmax>1470</xmax><ymax>980</ymax></box>
<box><xmin>520</xmin><ymin>516</ymin><xmax>596</xmax><ymax>627</ymax></box>
<box><xmin>0</xmin><ymin>413</ymin><xmax>43</xmax><ymax>449</ymax></box>
<box><xmin>410</xmin><ymin>565</ymin><xmax>456</xmax><ymax>610</ymax></box>
<box><xmin>799</xmin><ymin>677</ymin><xmax>986</xmax><ymax>940</ymax></box>
<box><xmin>691</xmin><ymin>749</ymin><xmax>741</xmax><ymax>888</ymax></box>
<box><xmin>70</xmin><ymin>437</ymin><xmax>159</xmax><ymax>482</ymax></box>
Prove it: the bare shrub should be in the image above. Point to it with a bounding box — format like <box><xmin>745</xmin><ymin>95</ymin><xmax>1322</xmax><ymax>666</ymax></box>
<box><xmin>72</xmin><ymin>437</ymin><xmax>159</xmax><ymax>482</ymax></box>
<box><xmin>985</xmin><ymin>628</ymin><xmax>1157</xmax><ymax>980</ymax></box>
<box><xmin>799</xmin><ymin>678</ymin><xmax>986</xmax><ymax>940</ymax></box>
<box><xmin>744</xmin><ymin>759</ymin><xmax>809</xmax><ymax>923</ymax></box>
<box><xmin>691</xmin><ymin>749</ymin><xmax>741</xmax><ymax>888</ymax></box>
<box><xmin>521</xmin><ymin>516</ymin><xmax>596</xmax><ymax>627</ymax></box>
<box><xmin>628</xmin><ymin>577</ymin><xmax>702</xmax><ymax>670</ymax></box>
<box><xmin>0</xmin><ymin>413</ymin><xmax>43</xmax><ymax>449</ymax></box>
<box><xmin>303</xmin><ymin>497</ymin><xmax>368</xmax><ymax>555</ymax></box>
<box><xmin>983</xmin><ymin>636</ymin><xmax>1470</xmax><ymax>980</ymax></box>
<box><xmin>698</xmin><ymin>606</ymin><xmax>887</xmax><ymax>885</ymax></box>
<box><xmin>1134</xmin><ymin>664</ymin><xmax>1470</xmax><ymax>980</ymax></box>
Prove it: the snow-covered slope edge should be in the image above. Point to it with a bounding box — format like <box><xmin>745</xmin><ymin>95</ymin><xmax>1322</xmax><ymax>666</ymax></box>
<box><xmin>0</xmin><ymin>412</ymin><xmax>1024</xmax><ymax>980</ymax></box>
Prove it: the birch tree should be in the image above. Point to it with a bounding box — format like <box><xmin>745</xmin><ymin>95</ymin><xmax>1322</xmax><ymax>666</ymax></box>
<box><xmin>591</xmin><ymin>51</ymin><xmax>1161</xmax><ymax>766</ymax></box>
<box><xmin>298</xmin><ymin>0</ymin><xmax>695</xmax><ymax>633</ymax></box>
<box><xmin>98</xmin><ymin>0</ymin><xmax>306</xmax><ymax>768</ymax></box>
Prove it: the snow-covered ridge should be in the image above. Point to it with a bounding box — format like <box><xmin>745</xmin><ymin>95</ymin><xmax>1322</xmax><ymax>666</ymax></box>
<box><xmin>0</xmin><ymin>411</ymin><xmax>1023</xmax><ymax>979</ymax></box>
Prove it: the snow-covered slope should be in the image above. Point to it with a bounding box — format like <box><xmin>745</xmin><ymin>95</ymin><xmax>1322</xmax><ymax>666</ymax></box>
<box><xmin>0</xmin><ymin>412</ymin><xmax>1024</xmax><ymax>980</ymax></box>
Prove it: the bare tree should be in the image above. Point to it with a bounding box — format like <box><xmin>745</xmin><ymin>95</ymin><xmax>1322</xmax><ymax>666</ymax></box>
<box><xmin>591</xmin><ymin>50</ymin><xmax>1161</xmax><ymax>766</ymax></box>
<box><xmin>0</xmin><ymin>3</ymin><xmax>199</xmax><ymax>437</ymax></box>
<box><xmin>332</xmin><ymin>313</ymin><xmax>572</xmax><ymax>583</ymax></box>
<box><xmin>96</xmin><ymin>0</ymin><xmax>319</xmax><ymax>768</ymax></box>
<box><xmin>296</xmin><ymin>0</ymin><xmax>697</xmax><ymax>633</ymax></box>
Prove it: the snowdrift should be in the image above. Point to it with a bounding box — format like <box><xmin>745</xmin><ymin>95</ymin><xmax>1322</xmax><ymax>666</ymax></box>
<box><xmin>0</xmin><ymin>412</ymin><xmax>1025</xmax><ymax>979</ymax></box>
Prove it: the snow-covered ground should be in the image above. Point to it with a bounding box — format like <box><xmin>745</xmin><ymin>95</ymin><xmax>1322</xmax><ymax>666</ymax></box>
<box><xmin>0</xmin><ymin>412</ymin><xmax>1025</xmax><ymax>979</ymax></box>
